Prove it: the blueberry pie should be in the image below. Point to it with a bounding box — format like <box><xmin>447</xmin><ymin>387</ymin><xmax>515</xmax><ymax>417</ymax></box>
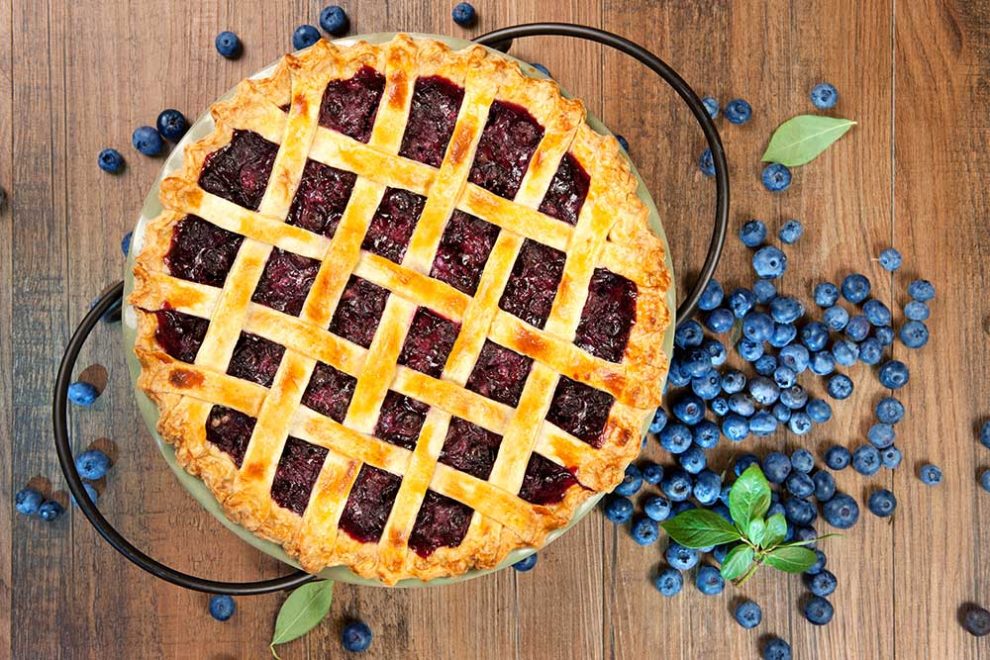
<box><xmin>130</xmin><ymin>35</ymin><xmax>670</xmax><ymax>583</ymax></box>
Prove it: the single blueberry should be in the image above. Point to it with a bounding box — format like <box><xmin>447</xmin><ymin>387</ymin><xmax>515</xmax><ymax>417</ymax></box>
<box><xmin>72</xmin><ymin>482</ymin><xmax>99</xmax><ymax>508</ymax></box>
<box><xmin>75</xmin><ymin>449</ymin><xmax>111</xmax><ymax>480</ymax></box>
<box><xmin>615</xmin><ymin>135</ymin><xmax>629</xmax><ymax>151</ymax></box>
<box><xmin>962</xmin><ymin>605</ymin><xmax>990</xmax><ymax>637</ymax></box>
<box><xmin>826</xmin><ymin>374</ymin><xmax>854</xmax><ymax>400</ymax></box>
<box><xmin>215</xmin><ymin>31</ymin><xmax>242</xmax><ymax>59</ymax></box>
<box><xmin>770</xmin><ymin>296</ymin><xmax>804</xmax><ymax>324</ymax></box>
<box><xmin>813</xmin><ymin>470</ymin><xmax>836</xmax><ymax>501</ymax></box>
<box><xmin>702</xmin><ymin>338</ymin><xmax>728</xmax><ymax>366</ymax></box>
<box><xmin>693</xmin><ymin>420</ymin><xmax>721</xmax><ymax>449</ymax></box>
<box><xmin>770</xmin><ymin>322</ymin><xmax>798</xmax><ymax>348</ymax></box>
<box><xmin>698</xmin><ymin>279</ymin><xmax>724</xmax><ymax>311</ymax></box>
<box><xmin>852</xmin><ymin>445</ymin><xmax>881</xmax><ymax>476</ymax></box>
<box><xmin>614</xmin><ymin>465</ymin><xmax>643</xmax><ymax>496</ymax></box>
<box><xmin>791</xmin><ymin>448</ymin><xmax>814</xmax><ymax>473</ymax></box>
<box><xmin>711</xmin><ymin>397</ymin><xmax>729</xmax><ymax>416</ymax></box>
<box><xmin>880</xmin><ymin>446</ymin><xmax>903</xmax><ymax>469</ymax></box>
<box><xmin>131</xmin><ymin>126</ymin><xmax>164</xmax><ymax>157</ymax></box>
<box><xmin>695</xmin><ymin>565</ymin><xmax>725</xmax><ymax>596</ymax></box>
<box><xmin>763</xmin><ymin>452</ymin><xmax>792</xmax><ymax>484</ymax></box>
<box><xmin>904</xmin><ymin>300</ymin><xmax>930</xmax><ymax>321</ymax></box>
<box><xmin>981</xmin><ymin>421</ymin><xmax>990</xmax><ymax>449</ymax></box>
<box><xmin>739</xmin><ymin>219</ymin><xmax>768</xmax><ymax>247</ymax></box>
<box><xmin>786</xmin><ymin>472</ymin><xmax>815</xmax><ymax>498</ymax></box>
<box><xmin>858</xmin><ymin>337</ymin><xmax>883</xmax><ymax>365</ymax></box>
<box><xmin>878</xmin><ymin>360</ymin><xmax>910</xmax><ymax>389</ymax></box>
<box><xmin>68</xmin><ymin>381</ymin><xmax>99</xmax><ymax>407</ymax></box>
<box><xmin>678</xmin><ymin>446</ymin><xmax>707</xmax><ymax>474</ymax></box>
<box><xmin>451</xmin><ymin>2</ymin><xmax>477</xmax><ymax>27</ymax></box>
<box><xmin>754</xmin><ymin>354</ymin><xmax>778</xmax><ymax>377</ymax></box>
<box><xmin>779</xmin><ymin>219</ymin><xmax>803</xmax><ymax>244</ymax></box>
<box><xmin>822</xmin><ymin>493</ymin><xmax>859</xmax><ymax>529</ymax></box>
<box><xmin>208</xmin><ymin>594</ymin><xmax>236</xmax><ymax>621</ymax></box>
<box><xmin>630</xmin><ymin>517</ymin><xmax>660</xmax><ymax>546</ymax></box>
<box><xmin>728</xmin><ymin>393</ymin><xmax>757</xmax><ymax>417</ymax></box>
<box><xmin>693</xmin><ymin>470</ymin><xmax>722</xmax><ymax>505</ymax></box>
<box><xmin>649</xmin><ymin>408</ymin><xmax>668</xmax><ymax>434</ymax></box>
<box><xmin>603</xmin><ymin>495</ymin><xmax>634</xmax><ymax>524</ymax></box>
<box><xmin>513</xmin><ymin>553</ymin><xmax>538</xmax><ymax>572</ymax></box>
<box><xmin>823</xmin><ymin>305</ymin><xmax>850</xmax><ymax>332</ymax></box>
<box><xmin>292</xmin><ymin>24</ymin><xmax>321</xmax><ymax>50</ymax></box>
<box><xmin>899</xmin><ymin>320</ymin><xmax>929</xmax><ymax>349</ymax></box>
<box><xmin>810</xmin><ymin>350</ymin><xmax>836</xmax><ymax>376</ymax></box>
<box><xmin>814</xmin><ymin>282</ymin><xmax>840</xmax><ymax>307</ymax></box>
<box><xmin>121</xmin><ymin>231</ymin><xmax>132</xmax><ymax>256</ymax></box>
<box><xmin>874</xmin><ymin>325</ymin><xmax>895</xmax><ymax>346</ymax></box>
<box><xmin>806</xmin><ymin>549</ymin><xmax>827</xmax><ymax>575</ymax></box>
<box><xmin>341</xmin><ymin>620</ymin><xmax>373</xmax><ymax>652</ymax></box>
<box><xmin>919</xmin><ymin>464</ymin><xmax>943</xmax><ymax>486</ymax></box>
<box><xmin>734</xmin><ymin>600</ymin><xmax>762</xmax><ymax>629</ymax></box>
<box><xmin>643</xmin><ymin>495</ymin><xmax>672</xmax><ymax>522</ymax></box>
<box><xmin>659</xmin><ymin>424</ymin><xmax>693</xmax><ymax>455</ymax></box>
<box><xmin>805</xmin><ymin>569</ymin><xmax>838</xmax><ymax>597</ymax></box>
<box><xmin>753</xmin><ymin>278</ymin><xmax>777</xmax><ymax>304</ymax></box>
<box><xmin>702</xmin><ymin>96</ymin><xmax>719</xmax><ymax>118</ymax></box>
<box><xmin>682</xmin><ymin>348</ymin><xmax>712</xmax><ymax>377</ymax></box>
<box><xmin>38</xmin><ymin>500</ymin><xmax>64</xmax><ymax>522</ymax></box>
<box><xmin>773</xmin><ymin>366</ymin><xmax>796</xmax><ymax>389</ymax></box>
<box><xmin>780</xmin><ymin>385</ymin><xmax>808</xmax><ymax>410</ymax></box>
<box><xmin>810</xmin><ymin>82</ymin><xmax>839</xmax><ymax>109</ymax></box>
<box><xmin>878</xmin><ymin>247</ymin><xmax>902</xmax><ymax>271</ymax></box>
<box><xmin>748</xmin><ymin>376</ymin><xmax>780</xmax><ymax>406</ymax></box>
<box><xmin>784</xmin><ymin>497</ymin><xmax>817</xmax><ymax>526</ymax></box>
<box><xmin>320</xmin><ymin>5</ymin><xmax>350</xmax><ymax>35</ymax></box>
<box><xmin>15</xmin><ymin>487</ymin><xmax>44</xmax><ymax>516</ymax></box>
<box><xmin>156</xmin><ymin>109</ymin><xmax>188</xmax><ymax>142</ymax></box>
<box><xmin>780</xmin><ymin>344</ymin><xmax>810</xmax><ymax>372</ymax></box>
<box><xmin>772</xmin><ymin>402</ymin><xmax>792</xmax><ymax>423</ymax></box>
<box><xmin>867</xmin><ymin>423</ymin><xmax>896</xmax><ymax>449</ymax></box>
<box><xmin>743</xmin><ymin>311</ymin><xmax>774</xmax><ymax>343</ymax></box>
<box><xmin>665</xmin><ymin>542</ymin><xmax>699</xmax><ymax>571</ymax></box>
<box><xmin>753</xmin><ymin>245</ymin><xmax>788</xmax><ymax>278</ymax></box>
<box><xmin>724</xmin><ymin>98</ymin><xmax>752</xmax><ymax>124</ymax></box>
<box><xmin>841</xmin><ymin>273</ymin><xmax>871</xmax><ymax>304</ymax></box>
<box><xmin>831</xmin><ymin>339</ymin><xmax>859</xmax><ymax>366</ymax></box>
<box><xmin>763</xmin><ymin>637</ymin><xmax>793</xmax><ymax>660</ymax></box>
<box><xmin>788</xmin><ymin>411</ymin><xmax>813</xmax><ymax>435</ymax></box>
<box><xmin>736</xmin><ymin>338</ymin><xmax>764</xmax><ymax>362</ymax></box>
<box><xmin>705</xmin><ymin>308</ymin><xmax>735</xmax><ymax>334</ymax></box>
<box><xmin>825</xmin><ymin>445</ymin><xmax>851</xmax><ymax>470</ymax></box>
<box><xmin>863</xmin><ymin>299</ymin><xmax>892</xmax><ymax>327</ymax></box>
<box><xmin>980</xmin><ymin>470</ymin><xmax>990</xmax><ymax>492</ymax></box>
<box><xmin>675</xmin><ymin>320</ymin><xmax>705</xmax><ymax>348</ymax></box>
<box><xmin>668</xmin><ymin>360</ymin><xmax>690</xmax><ymax>387</ymax></box>
<box><xmin>661</xmin><ymin>469</ymin><xmax>694</xmax><ymax>501</ymax></box>
<box><xmin>727</xmin><ymin>288</ymin><xmax>757</xmax><ymax>318</ymax></box>
<box><xmin>654</xmin><ymin>567</ymin><xmax>684</xmax><ymax>597</ymax></box>
<box><xmin>699</xmin><ymin>148</ymin><xmax>715</xmax><ymax>176</ymax></box>
<box><xmin>722</xmin><ymin>415</ymin><xmax>750</xmax><ymax>442</ymax></box>
<box><xmin>672</xmin><ymin>394</ymin><xmax>705</xmax><ymax>425</ymax></box>
<box><xmin>868</xmin><ymin>489</ymin><xmax>897</xmax><ymax>517</ymax></box>
<box><xmin>721</xmin><ymin>369</ymin><xmax>747</xmax><ymax>394</ymax></box>
<box><xmin>807</xmin><ymin>399</ymin><xmax>833</xmax><ymax>424</ymax></box>
<box><xmin>641</xmin><ymin>461</ymin><xmax>664</xmax><ymax>485</ymax></box>
<box><xmin>804</xmin><ymin>596</ymin><xmax>834</xmax><ymax>625</ymax></box>
<box><xmin>762</xmin><ymin>163</ymin><xmax>792</xmax><ymax>192</ymax></box>
<box><xmin>907</xmin><ymin>279</ymin><xmax>935</xmax><ymax>301</ymax></box>
<box><xmin>98</xmin><ymin>148</ymin><xmax>124</xmax><ymax>174</ymax></box>
<box><xmin>734</xmin><ymin>454</ymin><xmax>760</xmax><ymax>476</ymax></box>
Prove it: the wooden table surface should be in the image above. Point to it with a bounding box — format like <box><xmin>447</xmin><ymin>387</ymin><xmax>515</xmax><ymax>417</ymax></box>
<box><xmin>3</xmin><ymin>0</ymin><xmax>990</xmax><ymax>657</ymax></box>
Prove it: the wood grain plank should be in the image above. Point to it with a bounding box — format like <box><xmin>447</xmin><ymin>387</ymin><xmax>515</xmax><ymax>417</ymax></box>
<box><xmin>0</xmin><ymin>0</ymin><xmax>13</xmax><ymax>654</ymax></box>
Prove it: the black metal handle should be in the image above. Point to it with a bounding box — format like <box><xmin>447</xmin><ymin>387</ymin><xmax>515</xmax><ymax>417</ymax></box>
<box><xmin>473</xmin><ymin>23</ymin><xmax>729</xmax><ymax>323</ymax></box>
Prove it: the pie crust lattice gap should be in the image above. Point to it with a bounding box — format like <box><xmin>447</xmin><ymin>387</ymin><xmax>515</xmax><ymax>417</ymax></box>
<box><xmin>130</xmin><ymin>34</ymin><xmax>671</xmax><ymax>584</ymax></box>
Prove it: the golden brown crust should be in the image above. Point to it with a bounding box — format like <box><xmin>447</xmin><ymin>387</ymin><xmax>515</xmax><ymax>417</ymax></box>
<box><xmin>128</xmin><ymin>34</ymin><xmax>671</xmax><ymax>585</ymax></box>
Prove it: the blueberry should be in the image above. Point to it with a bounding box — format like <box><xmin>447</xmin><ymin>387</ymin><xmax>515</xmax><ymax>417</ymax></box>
<box><xmin>98</xmin><ymin>148</ymin><xmax>124</xmax><ymax>174</ymax></box>
<box><xmin>784</xmin><ymin>497</ymin><xmax>817</xmax><ymax>526</ymax></box>
<box><xmin>702</xmin><ymin>96</ymin><xmax>720</xmax><ymax>118</ymax></box>
<box><xmin>711</xmin><ymin>397</ymin><xmax>729</xmax><ymax>416</ymax></box>
<box><xmin>615</xmin><ymin>135</ymin><xmax>629</xmax><ymax>151</ymax></box>
<box><xmin>763</xmin><ymin>637</ymin><xmax>793</xmax><ymax>660</ymax></box>
<box><xmin>698</xmin><ymin>279</ymin><xmax>724</xmax><ymax>311</ymax></box>
<box><xmin>772</xmin><ymin>402</ymin><xmax>792</xmax><ymax>423</ymax></box>
<box><xmin>904</xmin><ymin>300</ymin><xmax>930</xmax><ymax>321</ymax></box>
<box><xmin>675</xmin><ymin>320</ymin><xmax>704</xmax><ymax>348</ymax></box>
<box><xmin>341</xmin><ymin>620</ymin><xmax>373</xmax><ymax>652</ymax></box>
<box><xmin>790</xmin><ymin>448</ymin><xmax>814</xmax><ymax>473</ymax></box>
<box><xmin>762</xmin><ymin>452</ymin><xmax>792</xmax><ymax>484</ymax></box>
<box><xmin>788</xmin><ymin>411</ymin><xmax>813</xmax><ymax>435</ymax></box>
<box><xmin>721</xmin><ymin>369</ymin><xmax>747</xmax><ymax>394</ymax></box>
<box><xmin>823</xmin><ymin>305</ymin><xmax>850</xmax><ymax>332</ymax></box>
<box><xmin>38</xmin><ymin>500</ymin><xmax>64</xmax><ymax>522</ymax></box>
<box><xmin>736</xmin><ymin>338</ymin><xmax>764</xmax><ymax>362</ymax></box>
<box><xmin>822</xmin><ymin>493</ymin><xmax>860</xmax><ymax>529</ymax></box>
<box><xmin>451</xmin><ymin>2</ymin><xmax>477</xmax><ymax>27</ymax></box>
<box><xmin>320</xmin><ymin>5</ymin><xmax>350</xmax><ymax>35</ymax></box>
<box><xmin>908</xmin><ymin>279</ymin><xmax>935</xmax><ymax>301</ymax></box>
<box><xmin>770</xmin><ymin>322</ymin><xmax>798</xmax><ymax>348</ymax></box>
<box><xmin>762</xmin><ymin>163</ymin><xmax>792</xmax><ymax>192</ymax></box>
<box><xmin>665</xmin><ymin>542</ymin><xmax>699</xmax><ymax>571</ymax></box>
<box><xmin>919</xmin><ymin>464</ymin><xmax>943</xmax><ymax>485</ymax></box>
<box><xmin>773</xmin><ymin>366</ymin><xmax>796</xmax><ymax>388</ymax></box>
<box><xmin>867</xmin><ymin>423</ymin><xmax>896</xmax><ymax>449</ymax></box>
<box><xmin>746</xmin><ymin>412</ymin><xmax>775</xmax><ymax>438</ymax></box>
<box><xmin>661</xmin><ymin>469</ymin><xmax>694</xmax><ymax>501</ymax></box>
<box><xmin>981</xmin><ymin>421</ymin><xmax>990</xmax><ymax>449</ymax></box>
<box><xmin>131</xmin><ymin>126</ymin><xmax>164</xmax><ymax>156</ymax></box>
<box><xmin>780</xmin><ymin>385</ymin><xmax>808</xmax><ymax>410</ymax></box>
<box><xmin>15</xmin><ymin>487</ymin><xmax>44</xmax><ymax>516</ymax></box>
<box><xmin>880</xmin><ymin>446</ymin><xmax>903</xmax><ymax>469</ymax></box>
<box><xmin>702</xmin><ymin>338</ymin><xmax>727</xmax><ymax>366</ymax></box>
<box><xmin>739</xmin><ymin>219</ymin><xmax>768</xmax><ymax>247</ymax></box>
<box><xmin>743</xmin><ymin>311</ymin><xmax>774</xmax><ymax>343</ymax></box>
<box><xmin>770</xmin><ymin>296</ymin><xmax>804</xmax><ymax>324</ymax></box>
<box><xmin>728</xmin><ymin>393</ymin><xmax>757</xmax><ymax>417</ymax></box>
<box><xmin>641</xmin><ymin>461</ymin><xmax>664</xmax><ymax>485</ymax></box>
<box><xmin>654</xmin><ymin>567</ymin><xmax>684</xmax><ymax>597</ymax></box>
<box><xmin>831</xmin><ymin>339</ymin><xmax>859</xmax><ymax>367</ymax></box>
<box><xmin>693</xmin><ymin>470</ymin><xmax>722</xmax><ymax>505</ymax></box>
<box><xmin>71</xmin><ymin>482</ymin><xmax>99</xmax><ymax>508</ymax></box>
<box><xmin>75</xmin><ymin>449</ymin><xmax>111</xmax><ymax>480</ymax></box>
<box><xmin>852</xmin><ymin>445</ymin><xmax>881</xmax><ymax>476</ymax></box>
<box><xmin>858</xmin><ymin>337</ymin><xmax>883</xmax><ymax>365</ymax></box>
<box><xmin>678</xmin><ymin>446</ymin><xmax>707</xmax><ymax>474</ymax></box>
<box><xmin>603</xmin><ymin>495</ymin><xmax>634</xmax><ymax>523</ymax></box>
<box><xmin>215</xmin><ymin>31</ymin><xmax>242</xmax><ymax>59</ymax></box>
<box><xmin>814</xmin><ymin>282</ymin><xmax>840</xmax><ymax>307</ymax></box>
<box><xmin>681</xmin><ymin>348</ymin><xmax>711</xmax><ymax>378</ymax></box>
<box><xmin>962</xmin><ymin>605</ymin><xmax>990</xmax><ymax>637</ymax></box>
<box><xmin>863</xmin><ymin>300</ymin><xmax>892</xmax><ymax>327</ymax></box>
<box><xmin>699</xmin><ymin>148</ymin><xmax>715</xmax><ymax>176</ymax></box>
<box><xmin>208</xmin><ymin>594</ymin><xmax>236</xmax><ymax>621</ymax></box>
<box><xmin>810</xmin><ymin>350</ymin><xmax>836</xmax><ymax>376</ymax></box>
<box><xmin>68</xmin><ymin>381</ymin><xmax>99</xmax><ymax>407</ymax></box>
<box><xmin>672</xmin><ymin>394</ymin><xmax>705</xmax><ymax>425</ymax></box>
<box><xmin>826</xmin><ymin>374</ymin><xmax>854</xmax><ymax>400</ymax></box>
<box><xmin>631</xmin><ymin>517</ymin><xmax>660</xmax><ymax>545</ymax></box>
<box><xmin>727</xmin><ymin>288</ymin><xmax>757</xmax><ymax>318</ymax></box>
<box><xmin>614</xmin><ymin>465</ymin><xmax>643</xmax><ymax>496</ymax></box>
<box><xmin>649</xmin><ymin>408</ymin><xmax>668</xmax><ymax>434</ymax></box>
<box><xmin>879</xmin><ymin>247</ymin><xmax>902</xmax><ymax>271</ymax></box>
<box><xmin>734</xmin><ymin>600</ymin><xmax>762</xmax><ymax>629</ymax></box>
<box><xmin>899</xmin><ymin>320</ymin><xmax>929</xmax><ymax>349</ymax></box>
<box><xmin>513</xmin><ymin>553</ymin><xmax>538</xmax><ymax>572</ymax></box>
<box><xmin>810</xmin><ymin>82</ymin><xmax>839</xmax><ymax>109</ymax></box>
<box><xmin>705</xmin><ymin>308</ymin><xmax>735</xmax><ymax>334</ymax></box>
<box><xmin>767</xmin><ymin>502</ymin><xmax>786</xmax><ymax>519</ymax></box>
<box><xmin>841</xmin><ymin>273</ymin><xmax>871</xmax><ymax>304</ymax></box>
<box><xmin>734</xmin><ymin>454</ymin><xmax>760</xmax><ymax>476</ymax></box>
<box><xmin>749</xmin><ymin>378</ymin><xmax>780</xmax><ymax>407</ymax></box>
<box><xmin>867</xmin><ymin>488</ymin><xmax>897</xmax><ymax>518</ymax></box>
<box><xmin>643</xmin><ymin>495</ymin><xmax>672</xmax><ymax>522</ymax></box>
<box><xmin>693</xmin><ymin>420</ymin><xmax>721</xmax><ymax>449</ymax></box>
<box><xmin>845</xmin><ymin>314</ymin><xmax>870</xmax><ymax>341</ymax></box>
<box><xmin>786</xmin><ymin>472</ymin><xmax>815</xmax><ymax>498</ymax></box>
<box><xmin>878</xmin><ymin>360</ymin><xmax>910</xmax><ymax>389</ymax></box>
<box><xmin>672</xmin><ymin>501</ymin><xmax>696</xmax><ymax>517</ymax></box>
<box><xmin>779</xmin><ymin>219</ymin><xmax>803</xmax><ymax>244</ymax></box>
<box><xmin>813</xmin><ymin>470</ymin><xmax>836</xmax><ymax>501</ymax></box>
<box><xmin>659</xmin><ymin>424</ymin><xmax>693</xmax><ymax>455</ymax></box>
<box><xmin>807</xmin><ymin>399</ymin><xmax>833</xmax><ymax>424</ymax></box>
<box><xmin>753</xmin><ymin>279</ymin><xmax>777</xmax><ymax>304</ymax></box>
<box><xmin>121</xmin><ymin>231</ymin><xmax>132</xmax><ymax>257</ymax></box>
<box><xmin>292</xmin><ymin>24</ymin><xmax>321</xmax><ymax>50</ymax></box>
<box><xmin>753</xmin><ymin>245</ymin><xmax>788</xmax><ymax>279</ymax></box>
<box><xmin>803</xmin><ymin>596</ymin><xmax>834</xmax><ymax>625</ymax></box>
<box><xmin>825</xmin><ymin>445</ymin><xmax>851</xmax><ymax>470</ymax></box>
<box><xmin>695</xmin><ymin>565</ymin><xmax>725</xmax><ymax>596</ymax></box>
<box><xmin>668</xmin><ymin>361</ymin><xmax>690</xmax><ymax>387</ymax></box>
<box><xmin>780</xmin><ymin>344</ymin><xmax>810</xmax><ymax>372</ymax></box>
<box><xmin>156</xmin><ymin>109</ymin><xmax>188</xmax><ymax>142</ymax></box>
<box><xmin>874</xmin><ymin>325</ymin><xmax>895</xmax><ymax>346</ymax></box>
<box><xmin>724</xmin><ymin>98</ymin><xmax>752</xmax><ymax>124</ymax></box>
<box><xmin>806</xmin><ymin>549</ymin><xmax>827</xmax><ymax>575</ymax></box>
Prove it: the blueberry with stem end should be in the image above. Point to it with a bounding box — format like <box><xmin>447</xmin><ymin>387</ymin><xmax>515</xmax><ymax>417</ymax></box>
<box><xmin>695</xmin><ymin>565</ymin><xmax>725</xmax><ymax>595</ymax></box>
<box><xmin>734</xmin><ymin>600</ymin><xmax>762</xmax><ymax>629</ymax></box>
<box><xmin>739</xmin><ymin>219</ymin><xmax>767</xmax><ymax>247</ymax></box>
<box><xmin>822</xmin><ymin>493</ymin><xmax>859</xmax><ymax>529</ymax></box>
<box><xmin>868</xmin><ymin>489</ymin><xmax>897</xmax><ymax>517</ymax></box>
<box><xmin>209</xmin><ymin>594</ymin><xmax>236</xmax><ymax>621</ymax></box>
<box><xmin>654</xmin><ymin>567</ymin><xmax>683</xmax><ymax>597</ymax></box>
<box><xmin>762</xmin><ymin>163</ymin><xmax>792</xmax><ymax>192</ymax></box>
<box><xmin>841</xmin><ymin>273</ymin><xmax>871</xmax><ymax>304</ymax></box>
<box><xmin>215</xmin><ymin>31</ymin><xmax>242</xmax><ymax>59</ymax></box>
<box><xmin>879</xmin><ymin>247</ymin><xmax>902</xmax><ymax>271</ymax></box>
<box><xmin>156</xmin><ymin>109</ymin><xmax>188</xmax><ymax>142</ymax></box>
<box><xmin>804</xmin><ymin>596</ymin><xmax>834</xmax><ymax>625</ymax></box>
<box><xmin>98</xmin><ymin>148</ymin><xmax>124</xmax><ymax>173</ymax></box>
<box><xmin>631</xmin><ymin>517</ymin><xmax>659</xmax><ymax>545</ymax></box>
<box><xmin>810</xmin><ymin>82</ymin><xmax>839</xmax><ymax>109</ymax></box>
<box><xmin>779</xmin><ymin>219</ymin><xmax>803</xmax><ymax>244</ymax></box>
<box><xmin>878</xmin><ymin>360</ymin><xmax>910</xmax><ymax>389</ymax></box>
<box><xmin>824</xmin><ymin>445</ymin><xmax>851</xmax><ymax>470</ymax></box>
<box><xmin>876</xmin><ymin>397</ymin><xmax>905</xmax><ymax>424</ymax></box>
<box><xmin>724</xmin><ymin>99</ymin><xmax>752</xmax><ymax>124</ymax></box>
<box><xmin>814</xmin><ymin>282</ymin><xmax>839</xmax><ymax>307</ymax></box>
<box><xmin>919</xmin><ymin>464</ymin><xmax>943</xmax><ymax>485</ymax></box>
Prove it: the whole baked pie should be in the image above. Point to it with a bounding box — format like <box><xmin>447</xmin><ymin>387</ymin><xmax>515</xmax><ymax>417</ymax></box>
<box><xmin>130</xmin><ymin>34</ymin><xmax>671</xmax><ymax>584</ymax></box>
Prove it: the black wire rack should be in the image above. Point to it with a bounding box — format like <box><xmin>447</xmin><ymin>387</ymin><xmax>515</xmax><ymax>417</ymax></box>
<box><xmin>53</xmin><ymin>23</ymin><xmax>729</xmax><ymax>595</ymax></box>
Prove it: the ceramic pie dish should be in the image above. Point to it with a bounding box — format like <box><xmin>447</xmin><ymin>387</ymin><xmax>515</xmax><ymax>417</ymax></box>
<box><xmin>122</xmin><ymin>32</ymin><xmax>675</xmax><ymax>587</ymax></box>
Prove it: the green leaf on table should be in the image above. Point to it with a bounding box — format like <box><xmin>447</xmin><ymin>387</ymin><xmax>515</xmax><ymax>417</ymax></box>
<box><xmin>763</xmin><ymin>546</ymin><xmax>818</xmax><ymax>573</ymax></box>
<box><xmin>748</xmin><ymin>518</ymin><xmax>766</xmax><ymax>548</ymax></box>
<box><xmin>270</xmin><ymin>580</ymin><xmax>334</xmax><ymax>656</ymax></box>
<box><xmin>728</xmin><ymin>465</ymin><xmax>771</xmax><ymax>536</ymax></box>
<box><xmin>761</xmin><ymin>115</ymin><xmax>856</xmax><ymax>167</ymax></box>
<box><xmin>719</xmin><ymin>544</ymin><xmax>755</xmax><ymax>582</ymax></box>
<box><xmin>661</xmin><ymin>509</ymin><xmax>743</xmax><ymax>549</ymax></box>
<box><xmin>763</xmin><ymin>513</ymin><xmax>787</xmax><ymax>548</ymax></box>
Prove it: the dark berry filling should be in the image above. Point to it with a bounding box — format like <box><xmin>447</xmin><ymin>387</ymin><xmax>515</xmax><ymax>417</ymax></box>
<box><xmin>251</xmin><ymin>248</ymin><xmax>321</xmax><ymax>316</ymax></box>
<box><xmin>198</xmin><ymin>130</ymin><xmax>278</xmax><ymax>211</ymax></box>
<box><xmin>319</xmin><ymin>66</ymin><xmax>386</xmax><ymax>143</ymax></box>
<box><xmin>573</xmin><ymin>268</ymin><xmax>638</xmax><ymax>363</ymax></box>
<box><xmin>338</xmin><ymin>464</ymin><xmax>401</xmax><ymax>543</ymax></box>
<box><xmin>270</xmin><ymin>436</ymin><xmax>328</xmax><ymax>516</ymax></box>
<box><xmin>301</xmin><ymin>362</ymin><xmax>356</xmax><ymax>422</ymax></box>
<box><xmin>361</xmin><ymin>187</ymin><xmax>427</xmax><ymax>264</ymax></box>
<box><xmin>328</xmin><ymin>276</ymin><xmax>389</xmax><ymax>348</ymax></box>
<box><xmin>498</xmin><ymin>239</ymin><xmax>565</xmax><ymax>329</ymax></box>
<box><xmin>165</xmin><ymin>215</ymin><xmax>244</xmax><ymax>287</ymax></box>
<box><xmin>398</xmin><ymin>308</ymin><xmax>460</xmax><ymax>378</ymax></box>
<box><xmin>545</xmin><ymin>376</ymin><xmax>614</xmax><ymax>448</ymax></box>
<box><xmin>468</xmin><ymin>100</ymin><xmax>544</xmax><ymax>200</ymax></box>
<box><xmin>408</xmin><ymin>490</ymin><xmax>472</xmax><ymax>557</ymax></box>
<box><xmin>518</xmin><ymin>453</ymin><xmax>578</xmax><ymax>505</ymax></box>
<box><xmin>286</xmin><ymin>159</ymin><xmax>357</xmax><ymax>237</ymax></box>
<box><xmin>226</xmin><ymin>333</ymin><xmax>286</xmax><ymax>387</ymax></box>
<box><xmin>538</xmin><ymin>152</ymin><xmax>590</xmax><ymax>226</ymax></box>
<box><xmin>465</xmin><ymin>341</ymin><xmax>533</xmax><ymax>407</ymax></box>
<box><xmin>437</xmin><ymin>417</ymin><xmax>502</xmax><ymax>480</ymax></box>
<box><xmin>398</xmin><ymin>76</ymin><xmax>465</xmax><ymax>167</ymax></box>
<box><xmin>154</xmin><ymin>309</ymin><xmax>208</xmax><ymax>363</ymax></box>
<box><xmin>206</xmin><ymin>405</ymin><xmax>256</xmax><ymax>467</ymax></box>
<box><xmin>373</xmin><ymin>391</ymin><xmax>429</xmax><ymax>451</ymax></box>
<box><xmin>429</xmin><ymin>210</ymin><xmax>500</xmax><ymax>296</ymax></box>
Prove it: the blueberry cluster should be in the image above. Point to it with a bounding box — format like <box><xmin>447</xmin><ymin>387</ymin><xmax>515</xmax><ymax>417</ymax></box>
<box><xmin>15</xmin><ymin>449</ymin><xmax>111</xmax><ymax>523</ymax></box>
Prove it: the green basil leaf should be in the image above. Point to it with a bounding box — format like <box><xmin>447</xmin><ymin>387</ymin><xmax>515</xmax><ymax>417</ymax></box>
<box><xmin>761</xmin><ymin>115</ymin><xmax>856</xmax><ymax>167</ymax></box>
<box><xmin>719</xmin><ymin>544</ymin><xmax>755</xmax><ymax>582</ymax></box>
<box><xmin>728</xmin><ymin>465</ymin><xmax>771</xmax><ymax>535</ymax></box>
<box><xmin>763</xmin><ymin>513</ymin><xmax>787</xmax><ymax>548</ymax></box>
<box><xmin>748</xmin><ymin>518</ymin><xmax>766</xmax><ymax>548</ymax></box>
<box><xmin>764</xmin><ymin>546</ymin><xmax>818</xmax><ymax>573</ymax></box>
<box><xmin>271</xmin><ymin>580</ymin><xmax>334</xmax><ymax>650</ymax></box>
<box><xmin>661</xmin><ymin>510</ymin><xmax>742</xmax><ymax>549</ymax></box>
